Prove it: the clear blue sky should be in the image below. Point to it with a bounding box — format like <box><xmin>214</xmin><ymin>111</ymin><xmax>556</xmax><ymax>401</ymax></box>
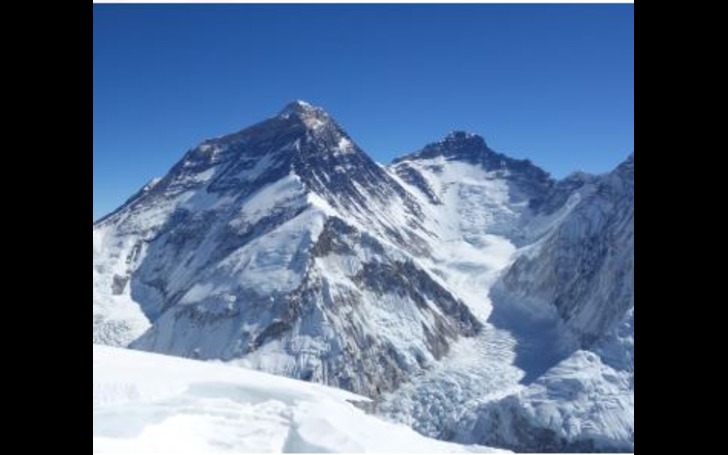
<box><xmin>94</xmin><ymin>4</ymin><xmax>633</xmax><ymax>221</ymax></box>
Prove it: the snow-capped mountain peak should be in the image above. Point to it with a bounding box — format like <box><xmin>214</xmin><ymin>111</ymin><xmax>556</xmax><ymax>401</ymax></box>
<box><xmin>277</xmin><ymin>99</ymin><xmax>331</xmax><ymax>130</ymax></box>
<box><xmin>93</xmin><ymin>101</ymin><xmax>480</xmax><ymax>399</ymax></box>
<box><xmin>389</xmin><ymin>130</ymin><xmax>555</xmax><ymax>237</ymax></box>
<box><xmin>394</xmin><ymin>130</ymin><xmax>546</xmax><ymax>180</ymax></box>
<box><xmin>278</xmin><ymin>99</ymin><xmax>320</xmax><ymax>116</ymax></box>
<box><xmin>442</xmin><ymin>130</ymin><xmax>487</xmax><ymax>147</ymax></box>
<box><xmin>393</xmin><ymin>131</ymin><xmax>490</xmax><ymax>164</ymax></box>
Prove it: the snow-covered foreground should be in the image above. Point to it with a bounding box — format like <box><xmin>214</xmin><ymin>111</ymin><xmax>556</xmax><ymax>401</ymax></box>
<box><xmin>93</xmin><ymin>345</ymin><xmax>507</xmax><ymax>453</ymax></box>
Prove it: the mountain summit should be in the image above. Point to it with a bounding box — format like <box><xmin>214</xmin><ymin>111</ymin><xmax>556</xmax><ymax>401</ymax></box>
<box><xmin>93</xmin><ymin>101</ymin><xmax>481</xmax><ymax>398</ymax></box>
<box><xmin>278</xmin><ymin>99</ymin><xmax>328</xmax><ymax>119</ymax></box>
<box><xmin>93</xmin><ymin>102</ymin><xmax>634</xmax><ymax>452</ymax></box>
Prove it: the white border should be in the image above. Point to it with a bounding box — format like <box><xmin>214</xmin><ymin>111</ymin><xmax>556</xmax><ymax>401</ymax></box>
<box><xmin>93</xmin><ymin>1</ymin><xmax>635</xmax><ymax>4</ymax></box>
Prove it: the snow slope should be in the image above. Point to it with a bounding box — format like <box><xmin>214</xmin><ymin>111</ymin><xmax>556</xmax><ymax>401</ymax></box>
<box><xmin>93</xmin><ymin>344</ymin><xmax>507</xmax><ymax>453</ymax></box>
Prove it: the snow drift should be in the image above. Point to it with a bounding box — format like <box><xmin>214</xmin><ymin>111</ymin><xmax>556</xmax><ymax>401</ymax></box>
<box><xmin>93</xmin><ymin>344</ymin><xmax>506</xmax><ymax>453</ymax></box>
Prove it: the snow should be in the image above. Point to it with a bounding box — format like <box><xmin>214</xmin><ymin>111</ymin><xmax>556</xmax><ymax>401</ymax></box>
<box><xmin>278</xmin><ymin>100</ymin><xmax>328</xmax><ymax>130</ymax></box>
<box><xmin>377</xmin><ymin>148</ymin><xmax>632</xmax><ymax>446</ymax></box>
<box><xmin>333</xmin><ymin>137</ymin><xmax>356</xmax><ymax>156</ymax></box>
<box><xmin>93</xmin><ymin>344</ymin><xmax>506</xmax><ymax>453</ymax></box>
<box><xmin>93</xmin><ymin>225</ymin><xmax>152</xmax><ymax>346</ymax></box>
<box><xmin>236</xmin><ymin>173</ymin><xmax>307</xmax><ymax>222</ymax></box>
<box><xmin>92</xmin><ymin>292</ymin><xmax>151</xmax><ymax>347</ymax></box>
<box><xmin>93</xmin><ymin>101</ymin><xmax>633</xmax><ymax>452</ymax></box>
<box><xmin>278</xmin><ymin>100</ymin><xmax>315</xmax><ymax>116</ymax></box>
<box><xmin>399</xmin><ymin>157</ymin><xmax>525</xmax><ymax>238</ymax></box>
<box><xmin>221</xmin><ymin>207</ymin><xmax>328</xmax><ymax>295</ymax></box>
<box><xmin>375</xmin><ymin>155</ymin><xmax>532</xmax><ymax>434</ymax></box>
<box><xmin>377</xmin><ymin>325</ymin><xmax>526</xmax><ymax>437</ymax></box>
<box><xmin>453</xmin><ymin>347</ymin><xmax>634</xmax><ymax>452</ymax></box>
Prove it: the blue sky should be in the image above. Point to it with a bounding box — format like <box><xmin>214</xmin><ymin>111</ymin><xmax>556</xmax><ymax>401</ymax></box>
<box><xmin>94</xmin><ymin>4</ymin><xmax>633</xmax><ymax>221</ymax></box>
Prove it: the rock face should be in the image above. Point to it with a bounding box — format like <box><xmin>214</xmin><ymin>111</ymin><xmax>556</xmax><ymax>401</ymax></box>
<box><xmin>93</xmin><ymin>101</ymin><xmax>634</xmax><ymax>452</ymax></box>
<box><xmin>499</xmin><ymin>153</ymin><xmax>634</xmax><ymax>345</ymax></box>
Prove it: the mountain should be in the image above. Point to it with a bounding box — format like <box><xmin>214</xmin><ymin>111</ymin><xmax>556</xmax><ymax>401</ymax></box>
<box><xmin>93</xmin><ymin>101</ymin><xmax>633</xmax><ymax>452</ymax></box>
<box><xmin>375</xmin><ymin>137</ymin><xmax>633</xmax><ymax>452</ymax></box>
<box><xmin>447</xmin><ymin>155</ymin><xmax>634</xmax><ymax>452</ymax></box>
<box><xmin>390</xmin><ymin>131</ymin><xmax>553</xmax><ymax>240</ymax></box>
<box><xmin>494</xmin><ymin>153</ymin><xmax>634</xmax><ymax>346</ymax></box>
<box><xmin>93</xmin><ymin>101</ymin><xmax>481</xmax><ymax>398</ymax></box>
<box><xmin>93</xmin><ymin>344</ymin><xmax>507</xmax><ymax>453</ymax></box>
